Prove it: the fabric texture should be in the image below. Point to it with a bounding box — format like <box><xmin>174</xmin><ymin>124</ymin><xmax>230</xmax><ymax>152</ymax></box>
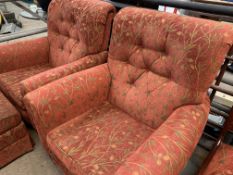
<box><xmin>0</xmin><ymin>133</ymin><xmax>33</xmax><ymax>168</ymax></box>
<box><xmin>0</xmin><ymin>92</ymin><xmax>21</xmax><ymax>134</ymax></box>
<box><xmin>0</xmin><ymin>0</ymin><xmax>115</xmax><ymax>124</ymax></box>
<box><xmin>0</xmin><ymin>64</ymin><xmax>51</xmax><ymax>108</ymax></box>
<box><xmin>20</xmin><ymin>51</ymin><xmax>107</xmax><ymax>96</ymax></box>
<box><xmin>108</xmin><ymin>7</ymin><xmax>233</xmax><ymax>129</ymax></box>
<box><xmin>24</xmin><ymin>64</ymin><xmax>111</xmax><ymax>146</ymax></box>
<box><xmin>24</xmin><ymin>7</ymin><xmax>233</xmax><ymax>175</ymax></box>
<box><xmin>48</xmin><ymin>0</ymin><xmax>115</xmax><ymax>67</ymax></box>
<box><xmin>47</xmin><ymin>102</ymin><xmax>153</xmax><ymax>175</ymax></box>
<box><xmin>0</xmin><ymin>91</ymin><xmax>33</xmax><ymax>168</ymax></box>
<box><xmin>203</xmin><ymin>143</ymin><xmax>233</xmax><ymax>175</ymax></box>
<box><xmin>114</xmin><ymin>101</ymin><xmax>209</xmax><ymax>175</ymax></box>
<box><xmin>0</xmin><ymin>122</ymin><xmax>27</xmax><ymax>150</ymax></box>
<box><xmin>0</xmin><ymin>37</ymin><xmax>49</xmax><ymax>74</ymax></box>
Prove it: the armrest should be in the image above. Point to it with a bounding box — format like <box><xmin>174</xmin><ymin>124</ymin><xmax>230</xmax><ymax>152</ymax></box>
<box><xmin>115</xmin><ymin>98</ymin><xmax>210</xmax><ymax>175</ymax></box>
<box><xmin>23</xmin><ymin>64</ymin><xmax>111</xmax><ymax>142</ymax></box>
<box><xmin>0</xmin><ymin>37</ymin><xmax>49</xmax><ymax>74</ymax></box>
<box><xmin>20</xmin><ymin>51</ymin><xmax>107</xmax><ymax>96</ymax></box>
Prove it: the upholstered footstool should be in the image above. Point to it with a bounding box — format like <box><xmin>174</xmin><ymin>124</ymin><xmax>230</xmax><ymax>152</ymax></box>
<box><xmin>0</xmin><ymin>91</ymin><xmax>33</xmax><ymax>168</ymax></box>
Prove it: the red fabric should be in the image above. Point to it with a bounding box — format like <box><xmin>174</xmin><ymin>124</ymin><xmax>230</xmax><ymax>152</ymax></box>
<box><xmin>203</xmin><ymin>143</ymin><xmax>233</xmax><ymax>175</ymax></box>
<box><xmin>0</xmin><ymin>37</ymin><xmax>49</xmax><ymax>74</ymax></box>
<box><xmin>114</xmin><ymin>100</ymin><xmax>209</xmax><ymax>175</ymax></box>
<box><xmin>47</xmin><ymin>102</ymin><xmax>153</xmax><ymax>175</ymax></box>
<box><xmin>24</xmin><ymin>64</ymin><xmax>111</xmax><ymax>146</ymax></box>
<box><xmin>108</xmin><ymin>7</ymin><xmax>233</xmax><ymax>129</ymax></box>
<box><xmin>24</xmin><ymin>7</ymin><xmax>233</xmax><ymax>175</ymax></box>
<box><xmin>0</xmin><ymin>122</ymin><xmax>27</xmax><ymax>150</ymax></box>
<box><xmin>0</xmin><ymin>0</ymin><xmax>115</xmax><ymax>124</ymax></box>
<box><xmin>0</xmin><ymin>64</ymin><xmax>51</xmax><ymax>108</ymax></box>
<box><xmin>0</xmin><ymin>133</ymin><xmax>33</xmax><ymax>168</ymax></box>
<box><xmin>48</xmin><ymin>0</ymin><xmax>115</xmax><ymax>67</ymax></box>
<box><xmin>0</xmin><ymin>91</ymin><xmax>33</xmax><ymax>167</ymax></box>
<box><xmin>0</xmin><ymin>92</ymin><xmax>21</xmax><ymax>134</ymax></box>
<box><xmin>20</xmin><ymin>51</ymin><xmax>107</xmax><ymax>96</ymax></box>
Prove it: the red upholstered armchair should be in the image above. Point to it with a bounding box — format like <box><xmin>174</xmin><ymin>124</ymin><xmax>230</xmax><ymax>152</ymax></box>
<box><xmin>24</xmin><ymin>7</ymin><xmax>233</xmax><ymax>175</ymax></box>
<box><xmin>199</xmin><ymin>107</ymin><xmax>233</xmax><ymax>175</ymax></box>
<box><xmin>0</xmin><ymin>0</ymin><xmax>115</xmax><ymax>123</ymax></box>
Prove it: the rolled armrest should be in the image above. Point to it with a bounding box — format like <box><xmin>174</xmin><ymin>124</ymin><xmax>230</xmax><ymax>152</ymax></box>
<box><xmin>115</xmin><ymin>98</ymin><xmax>210</xmax><ymax>175</ymax></box>
<box><xmin>23</xmin><ymin>64</ymin><xmax>111</xmax><ymax>143</ymax></box>
<box><xmin>0</xmin><ymin>37</ymin><xmax>49</xmax><ymax>73</ymax></box>
<box><xmin>20</xmin><ymin>51</ymin><xmax>107</xmax><ymax>96</ymax></box>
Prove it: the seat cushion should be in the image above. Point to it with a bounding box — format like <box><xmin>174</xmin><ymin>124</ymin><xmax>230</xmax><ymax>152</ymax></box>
<box><xmin>0</xmin><ymin>64</ymin><xmax>51</xmax><ymax>108</ymax></box>
<box><xmin>0</xmin><ymin>122</ymin><xmax>28</xmax><ymax>150</ymax></box>
<box><xmin>0</xmin><ymin>92</ymin><xmax>21</xmax><ymax>134</ymax></box>
<box><xmin>47</xmin><ymin>102</ymin><xmax>153</xmax><ymax>175</ymax></box>
<box><xmin>204</xmin><ymin>143</ymin><xmax>233</xmax><ymax>175</ymax></box>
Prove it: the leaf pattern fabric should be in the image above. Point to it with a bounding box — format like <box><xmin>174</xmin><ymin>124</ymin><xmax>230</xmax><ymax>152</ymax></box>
<box><xmin>24</xmin><ymin>64</ymin><xmax>111</xmax><ymax>147</ymax></box>
<box><xmin>20</xmin><ymin>51</ymin><xmax>107</xmax><ymax>97</ymax></box>
<box><xmin>48</xmin><ymin>0</ymin><xmax>115</xmax><ymax>67</ymax></box>
<box><xmin>0</xmin><ymin>0</ymin><xmax>115</xmax><ymax>124</ymax></box>
<box><xmin>47</xmin><ymin>102</ymin><xmax>153</xmax><ymax>175</ymax></box>
<box><xmin>0</xmin><ymin>37</ymin><xmax>49</xmax><ymax>74</ymax></box>
<box><xmin>203</xmin><ymin>144</ymin><xmax>233</xmax><ymax>175</ymax></box>
<box><xmin>0</xmin><ymin>64</ymin><xmax>51</xmax><ymax>108</ymax></box>
<box><xmin>108</xmin><ymin>7</ymin><xmax>233</xmax><ymax>129</ymax></box>
<box><xmin>114</xmin><ymin>100</ymin><xmax>209</xmax><ymax>175</ymax></box>
<box><xmin>24</xmin><ymin>6</ymin><xmax>233</xmax><ymax>175</ymax></box>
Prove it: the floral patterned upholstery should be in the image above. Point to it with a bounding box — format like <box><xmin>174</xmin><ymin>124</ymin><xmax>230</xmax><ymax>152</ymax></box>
<box><xmin>0</xmin><ymin>91</ymin><xmax>33</xmax><ymax>168</ymax></box>
<box><xmin>47</xmin><ymin>102</ymin><xmax>153</xmax><ymax>175</ymax></box>
<box><xmin>24</xmin><ymin>7</ymin><xmax>233</xmax><ymax>175</ymax></box>
<box><xmin>203</xmin><ymin>143</ymin><xmax>233</xmax><ymax>175</ymax></box>
<box><xmin>48</xmin><ymin>0</ymin><xmax>115</xmax><ymax>67</ymax></box>
<box><xmin>0</xmin><ymin>0</ymin><xmax>115</xmax><ymax>123</ymax></box>
<box><xmin>108</xmin><ymin>8</ymin><xmax>233</xmax><ymax>129</ymax></box>
<box><xmin>20</xmin><ymin>52</ymin><xmax>107</xmax><ymax>97</ymax></box>
<box><xmin>0</xmin><ymin>64</ymin><xmax>51</xmax><ymax>109</ymax></box>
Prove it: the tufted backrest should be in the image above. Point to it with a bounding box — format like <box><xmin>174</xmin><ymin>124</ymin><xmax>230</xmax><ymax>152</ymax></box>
<box><xmin>108</xmin><ymin>7</ymin><xmax>233</xmax><ymax>129</ymax></box>
<box><xmin>47</xmin><ymin>0</ymin><xmax>115</xmax><ymax>67</ymax></box>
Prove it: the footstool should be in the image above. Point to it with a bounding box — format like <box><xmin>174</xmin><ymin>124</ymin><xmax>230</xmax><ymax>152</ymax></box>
<box><xmin>0</xmin><ymin>91</ymin><xmax>33</xmax><ymax>168</ymax></box>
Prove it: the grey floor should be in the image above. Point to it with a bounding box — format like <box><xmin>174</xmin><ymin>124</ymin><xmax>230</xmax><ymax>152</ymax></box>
<box><xmin>0</xmin><ymin>127</ymin><xmax>209</xmax><ymax>175</ymax></box>
<box><xmin>0</xmin><ymin>129</ymin><xmax>63</xmax><ymax>175</ymax></box>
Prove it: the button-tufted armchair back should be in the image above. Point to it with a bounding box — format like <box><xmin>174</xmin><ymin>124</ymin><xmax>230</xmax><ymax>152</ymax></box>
<box><xmin>108</xmin><ymin>7</ymin><xmax>233</xmax><ymax>129</ymax></box>
<box><xmin>47</xmin><ymin>0</ymin><xmax>115</xmax><ymax>67</ymax></box>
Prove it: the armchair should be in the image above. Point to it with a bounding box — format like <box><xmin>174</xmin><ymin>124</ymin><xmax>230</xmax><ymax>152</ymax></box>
<box><xmin>0</xmin><ymin>0</ymin><xmax>115</xmax><ymax>123</ymax></box>
<box><xmin>24</xmin><ymin>7</ymin><xmax>233</xmax><ymax>175</ymax></box>
<box><xmin>199</xmin><ymin>107</ymin><xmax>233</xmax><ymax>175</ymax></box>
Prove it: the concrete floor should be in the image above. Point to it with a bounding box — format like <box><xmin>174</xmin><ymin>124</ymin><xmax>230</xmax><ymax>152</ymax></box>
<box><xmin>0</xmin><ymin>127</ymin><xmax>208</xmax><ymax>175</ymax></box>
<box><xmin>0</xmin><ymin>129</ymin><xmax>63</xmax><ymax>175</ymax></box>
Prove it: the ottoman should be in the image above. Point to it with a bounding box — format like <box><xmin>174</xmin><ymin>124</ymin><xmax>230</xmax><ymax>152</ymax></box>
<box><xmin>0</xmin><ymin>91</ymin><xmax>33</xmax><ymax>168</ymax></box>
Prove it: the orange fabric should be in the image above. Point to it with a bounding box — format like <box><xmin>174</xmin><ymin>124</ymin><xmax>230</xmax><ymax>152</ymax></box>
<box><xmin>0</xmin><ymin>92</ymin><xmax>21</xmax><ymax>134</ymax></box>
<box><xmin>108</xmin><ymin>7</ymin><xmax>233</xmax><ymax>129</ymax></box>
<box><xmin>0</xmin><ymin>133</ymin><xmax>33</xmax><ymax>168</ymax></box>
<box><xmin>0</xmin><ymin>37</ymin><xmax>49</xmax><ymax>74</ymax></box>
<box><xmin>0</xmin><ymin>64</ymin><xmax>51</xmax><ymax>108</ymax></box>
<box><xmin>20</xmin><ymin>51</ymin><xmax>107</xmax><ymax>97</ymax></box>
<box><xmin>0</xmin><ymin>92</ymin><xmax>33</xmax><ymax>168</ymax></box>
<box><xmin>47</xmin><ymin>102</ymin><xmax>153</xmax><ymax>175</ymax></box>
<box><xmin>48</xmin><ymin>0</ymin><xmax>115</xmax><ymax>67</ymax></box>
<box><xmin>24</xmin><ymin>64</ymin><xmax>111</xmax><ymax>147</ymax></box>
<box><xmin>203</xmin><ymin>143</ymin><xmax>233</xmax><ymax>175</ymax></box>
<box><xmin>24</xmin><ymin>7</ymin><xmax>233</xmax><ymax>175</ymax></box>
<box><xmin>0</xmin><ymin>0</ymin><xmax>115</xmax><ymax>124</ymax></box>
